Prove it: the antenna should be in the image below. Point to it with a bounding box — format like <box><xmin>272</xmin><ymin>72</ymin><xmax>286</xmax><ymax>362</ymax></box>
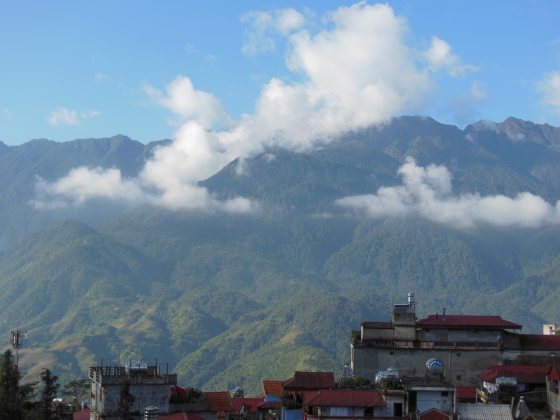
<box><xmin>10</xmin><ymin>330</ymin><xmax>26</xmax><ymax>367</ymax></box>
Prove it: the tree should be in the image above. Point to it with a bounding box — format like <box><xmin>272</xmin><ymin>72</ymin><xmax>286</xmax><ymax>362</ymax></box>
<box><xmin>38</xmin><ymin>368</ymin><xmax>59</xmax><ymax>420</ymax></box>
<box><xmin>117</xmin><ymin>380</ymin><xmax>135</xmax><ymax>420</ymax></box>
<box><xmin>62</xmin><ymin>378</ymin><xmax>90</xmax><ymax>412</ymax></box>
<box><xmin>0</xmin><ymin>349</ymin><xmax>24</xmax><ymax>420</ymax></box>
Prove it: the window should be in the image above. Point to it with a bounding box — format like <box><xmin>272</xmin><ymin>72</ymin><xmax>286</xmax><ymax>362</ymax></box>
<box><xmin>441</xmin><ymin>391</ymin><xmax>448</xmax><ymax>396</ymax></box>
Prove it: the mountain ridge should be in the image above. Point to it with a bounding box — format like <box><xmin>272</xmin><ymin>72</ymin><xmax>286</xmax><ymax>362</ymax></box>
<box><xmin>1</xmin><ymin>115</ymin><xmax>560</xmax><ymax>393</ymax></box>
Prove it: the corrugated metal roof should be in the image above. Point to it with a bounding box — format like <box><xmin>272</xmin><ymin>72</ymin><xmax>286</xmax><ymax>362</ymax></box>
<box><xmin>205</xmin><ymin>391</ymin><xmax>234</xmax><ymax>412</ymax></box>
<box><xmin>263</xmin><ymin>380</ymin><xmax>284</xmax><ymax>396</ymax></box>
<box><xmin>283</xmin><ymin>371</ymin><xmax>335</xmax><ymax>390</ymax></box>
<box><xmin>457</xmin><ymin>403</ymin><xmax>513</xmax><ymax>420</ymax></box>
<box><xmin>303</xmin><ymin>389</ymin><xmax>385</xmax><ymax>407</ymax></box>
<box><xmin>417</xmin><ymin>315</ymin><xmax>521</xmax><ymax>330</ymax></box>
<box><xmin>478</xmin><ymin>365</ymin><xmax>548</xmax><ymax>384</ymax></box>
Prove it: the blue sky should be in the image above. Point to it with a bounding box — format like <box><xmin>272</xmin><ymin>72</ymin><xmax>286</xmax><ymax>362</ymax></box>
<box><xmin>1</xmin><ymin>1</ymin><xmax>559</xmax><ymax>145</ymax></box>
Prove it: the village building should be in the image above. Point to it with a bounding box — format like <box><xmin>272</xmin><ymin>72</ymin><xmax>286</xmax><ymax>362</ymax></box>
<box><xmin>89</xmin><ymin>362</ymin><xmax>177</xmax><ymax>419</ymax></box>
<box><xmin>302</xmin><ymin>389</ymin><xmax>386</xmax><ymax>420</ymax></box>
<box><xmin>546</xmin><ymin>365</ymin><xmax>560</xmax><ymax>418</ymax></box>
<box><xmin>351</xmin><ymin>293</ymin><xmax>560</xmax><ymax>386</ymax></box>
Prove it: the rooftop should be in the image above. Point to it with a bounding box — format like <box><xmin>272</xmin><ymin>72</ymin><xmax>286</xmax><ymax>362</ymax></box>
<box><xmin>283</xmin><ymin>371</ymin><xmax>335</xmax><ymax>390</ymax></box>
<box><xmin>479</xmin><ymin>365</ymin><xmax>550</xmax><ymax>384</ymax></box>
<box><xmin>516</xmin><ymin>334</ymin><xmax>560</xmax><ymax>350</ymax></box>
<box><xmin>455</xmin><ymin>386</ymin><xmax>477</xmax><ymax>400</ymax></box>
<box><xmin>232</xmin><ymin>397</ymin><xmax>265</xmax><ymax>413</ymax></box>
<box><xmin>456</xmin><ymin>403</ymin><xmax>513</xmax><ymax>420</ymax></box>
<box><xmin>204</xmin><ymin>391</ymin><xmax>234</xmax><ymax>412</ymax></box>
<box><xmin>417</xmin><ymin>315</ymin><xmax>522</xmax><ymax>330</ymax></box>
<box><xmin>361</xmin><ymin>321</ymin><xmax>393</xmax><ymax>329</ymax></box>
<box><xmin>303</xmin><ymin>389</ymin><xmax>385</xmax><ymax>407</ymax></box>
<box><xmin>262</xmin><ymin>379</ymin><xmax>284</xmax><ymax>396</ymax></box>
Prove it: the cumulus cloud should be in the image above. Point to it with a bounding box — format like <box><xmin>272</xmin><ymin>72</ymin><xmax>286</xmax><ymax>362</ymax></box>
<box><xmin>33</xmin><ymin>167</ymin><xmax>145</xmax><ymax>209</ymax></box>
<box><xmin>337</xmin><ymin>158</ymin><xmax>560</xmax><ymax>229</ymax></box>
<box><xmin>424</xmin><ymin>36</ymin><xmax>477</xmax><ymax>78</ymax></box>
<box><xmin>241</xmin><ymin>8</ymin><xmax>305</xmax><ymax>55</ymax></box>
<box><xmin>36</xmin><ymin>3</ymin><xmax>471</xmax><ymax>213</ymax></box>
<box><xmin>47</xmin><ymin>107</ymin><xmax>100</xmax><ymax>127</ymax></box>
<box><xmin>143</xmin><ymin>76</ymin><xmax>227</xmax><ymax>129</ymax></box>
<box><xmin>537</xmin><ymin>72</ymin><xmax>560</xmax><ymax>115</ymax></box>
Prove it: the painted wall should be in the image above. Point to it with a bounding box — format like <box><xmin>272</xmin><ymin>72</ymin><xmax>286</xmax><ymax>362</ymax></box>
<box><xmin>352</xmin><ymin>345</ymin><xmax>502</xmax><ymax>385</ymax></box>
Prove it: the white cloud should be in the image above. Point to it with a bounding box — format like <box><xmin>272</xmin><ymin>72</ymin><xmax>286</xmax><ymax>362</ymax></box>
<box><xmin>47</xmin><ymin>107</ymin><xmax>100</xmax><ymax>127</ymax></box>
<box><xmin>337</xmin><ymin>158</ymin><xmax>560</xmax><ymax>229</ymax></box>
<box><xmin>471</xmin><ymin>81</ymin><xmax>487</xmax><ymax>100</ymax></box>
<box><xmin>275</xmin><ymin>8</ymin><xmax>306</xmax><ymax>35</ymax></box>
<box><xmin>537</xmin><ymin>72</ymin><xmax>560</xmax><ymax>115</ymax></box>
<box><xmin>33</xmin><ymin>167</ymin><xmax>145</xmax><ymax>209</ymax></box>
<box><xmin>241</xmin><ymin>8</ymin><xmax>305</xmax><ymax>56</ymax></box>
<box><xmin>94</xmin><ymin>72</ymin><xmax>110</xmax><ymax>82</ymax></box>
<box><xmin>424</xmin><ymin>36</ymin><xmax>477</xmax><ymax>78</ymax></box>
<box><xmin>143</xmin><ymin>76</ymin><xmax>227</xmax><ymax>129</ymax></box>
<box><xmin>36</xmin><ymin>3</ymin><xmax>473</xmax><ymax>213</ymax></box>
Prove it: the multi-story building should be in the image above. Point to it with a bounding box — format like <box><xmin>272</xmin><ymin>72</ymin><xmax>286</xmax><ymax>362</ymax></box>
<box><xmin>89</xmin><ymin>362</ymin><xmax>177</xmax><ymax>420</ymax></box>
<box><xmin>351</xmin><ymin>293</ymin><xmax>560</xmax><ymax>386</ymax></box>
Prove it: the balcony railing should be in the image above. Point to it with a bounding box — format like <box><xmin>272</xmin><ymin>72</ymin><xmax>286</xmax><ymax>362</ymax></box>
<box><xmin>353</xmin><ymin>339</ymin><xmax>499</xmax><ymax>350</ymax></box>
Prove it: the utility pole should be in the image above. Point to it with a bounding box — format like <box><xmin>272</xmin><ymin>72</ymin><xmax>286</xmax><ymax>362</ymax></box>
<box><xmin>10</xmin><ymin>330</ymin><xmax>26</xmax><ymax>368</ymax></box>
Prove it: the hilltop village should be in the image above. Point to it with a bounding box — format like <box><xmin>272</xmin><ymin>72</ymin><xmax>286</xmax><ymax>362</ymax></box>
<box><xmin>68</xmin><ymin>293</ymin><xmax>560</xmax><ymax>420</ymax></box>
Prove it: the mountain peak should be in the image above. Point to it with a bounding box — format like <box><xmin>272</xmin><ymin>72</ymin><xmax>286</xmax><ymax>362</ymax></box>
<box><xmin>466</xmin><ymin>117</ymin><xmax>560</xmax><ymax>148</ymax></box>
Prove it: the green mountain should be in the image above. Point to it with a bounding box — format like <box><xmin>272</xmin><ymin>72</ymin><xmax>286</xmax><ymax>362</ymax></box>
<box><xmin>1</xmin><ymin>116</ymin><xmax>560</xmax><ymax>393</ymax></box>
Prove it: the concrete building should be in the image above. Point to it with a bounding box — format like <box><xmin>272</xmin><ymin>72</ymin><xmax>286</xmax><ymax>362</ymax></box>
<box><xmin>351</xmin><ymin>293</ymin><xmax>560</xmax><ymax>386</ymax></box>
<box><xmin>89</xmin><ymin>363</ymin><xmax>177</xmax><ymax>420</ymax></box>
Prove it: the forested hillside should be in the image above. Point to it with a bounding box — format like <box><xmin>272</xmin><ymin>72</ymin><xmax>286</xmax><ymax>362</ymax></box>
<box><xmin>1</xmin><ymin>116</ymin><xmax>560</xmax><ymax>393</ymax></box>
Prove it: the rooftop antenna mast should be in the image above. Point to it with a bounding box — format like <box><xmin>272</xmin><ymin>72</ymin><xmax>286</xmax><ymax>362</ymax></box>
<box><xmin>10</xmin><ymin>330</ymin><xmax>26</xmax><ymax>368</ymax></box>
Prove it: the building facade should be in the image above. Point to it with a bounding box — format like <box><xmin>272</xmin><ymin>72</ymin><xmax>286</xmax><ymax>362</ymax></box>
<box><xmin>351</xmin><ymin>294</ymin><xmax>560</xmax><ymax>386</ymax></box>
<box><xmin>89</xmin><ymin>363</ymin><xmax>177</xmax><ymax>420</ymax></box>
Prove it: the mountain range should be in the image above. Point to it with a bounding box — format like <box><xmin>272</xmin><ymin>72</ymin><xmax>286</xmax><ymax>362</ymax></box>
<box><xmin>1</xmin><ymin>116</ymin><xmax>560</xmax><ymax>393</ymax></box>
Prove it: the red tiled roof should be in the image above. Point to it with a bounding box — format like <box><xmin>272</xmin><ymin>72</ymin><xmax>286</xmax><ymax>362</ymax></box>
<box><xmin>455</xmin><ymin>386</ymin><xmax>477</xmax><ymax>400</ymax></box>
<box><xmin>548</xmin><ymin>365</ymin><xmax>560</xmax><ymax>381</ymax></box>
<box><xmin>518</xmin><ymin>334</ymin><xmax>560</xmax><ymax>350</ymax></box>
<box><xmin>263</xmin><ymin>380</ymin><xmax>284</xmax><ymax>396</ymax></box>
<box><xmin>258</xmin><ymin>401</ymin><xmax>281</xmax><ymax>410</ymax></box>
<box><xmin>205</xmin><ymin>391</ymin><xmax>234</xmax><ymax>412</ymax></box>
<box><xmin>479</xmin><ymin>365</ymin><xmax>549</xmax><ymax>384</ymax></box>
<box><xmin>303</xmin><ymin>389</ymin><xmax>385</xmax><ymax>407</ymax></box>
<box><xmin>417</xmin><ymin>315</ymin><xmax>521</xmax><ymax>330</ymax></box>
<box><xmin>232</xmin><ymin>397</ymin><xmax>265</xmax><ymax>413</ymax></box>
<box><xmin>283</xmin><ymin>371</ymin><xmax>335</xmax><ymax>390</ymax></box>
<box><xmin>73</xmin><ymin>409</ymin><xmax>90</xmax><ymax>420</ymax></box>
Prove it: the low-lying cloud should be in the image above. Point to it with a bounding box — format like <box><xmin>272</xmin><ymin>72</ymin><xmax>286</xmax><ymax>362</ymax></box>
<box><xmin>337</xmin><ymin>158</ymin><xmax>560</xmax><ymax>228</ymax></box>
<box><xmin>34</xmin><ymin>3</ymin><xmax>477</xmax><ymax>213</ymax></box>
